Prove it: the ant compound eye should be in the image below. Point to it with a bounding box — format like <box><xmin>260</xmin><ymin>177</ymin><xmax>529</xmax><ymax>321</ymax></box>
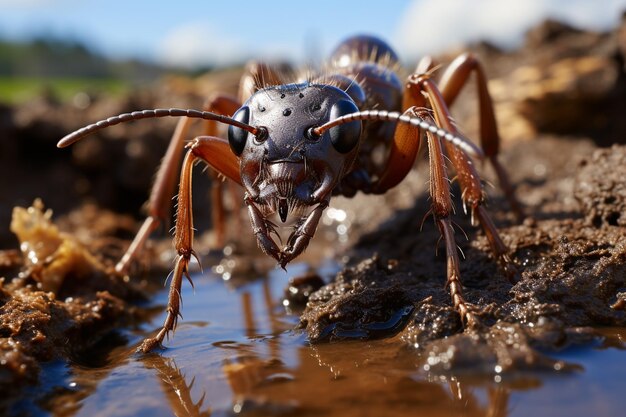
<box><xmin>328</xmin><ymin>100</ymin><xmax>361</xmax><ymax>153</ymax></box>
<box><xmin>228</xmin><ymin>106</ymin><xmax>250</xmax><ymax>156</ymax></box>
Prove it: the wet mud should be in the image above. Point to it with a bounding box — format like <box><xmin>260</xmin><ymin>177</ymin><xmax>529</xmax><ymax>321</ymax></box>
<box><xmin>301</xmin><ymin>138</ymin><xmax>625</xmax><ymax>373</ymax></box>
<box><xmin>0</xmin><ymin>201</ymin><xmax>160</xmax><ymax>413</ymax></box>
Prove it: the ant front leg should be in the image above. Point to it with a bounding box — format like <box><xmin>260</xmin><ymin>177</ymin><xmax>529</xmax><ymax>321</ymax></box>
<box><xmin>426</xmin><ymin>122</ymin><xmax>478</xmax><ymax>325</ymax></box>
<box><xmin>202</xmin><ymin>94</ymin><xmax>241</xmax><ymax>248</ymax></box>
<box><xmin>116</xmin><ymin>95</ymin><xmax>241</xmax><ymax>275</ymax></box>
<box><xmin>363</xmin><ymin>104</ymin><xmax>477</xmax><ymax>324</ymax></box>
<box><xmin>139</xmin><ymin>150</ymin><xmax>197</xmax><ymax>353</ymax></box>
<box><xmin>139</xmin><ymin>136</ymin><xmax>242</xmax><ymax>353</ymax></box>
<box><xmin>115</xmin><ymin>115</ymin><xmax>193</xmax><ymax>274</ymax></box>
<box><xmin>406</xmin><ymin>75</ymin><xmax>517</xmax><ymax>281</ymax></box>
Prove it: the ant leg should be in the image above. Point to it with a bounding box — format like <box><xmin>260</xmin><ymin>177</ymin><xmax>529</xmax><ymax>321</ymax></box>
<box><xmin>371</xmin><ymin>96</ymin><xmax>477</xmax><ymax>322</ymax></box>
<box><xmin>409</xmin><ymin>77</ymin><xmax>517</xmax><ymax>280</ymax></box>
<box><xmin>437</xmin><ymin>54</ymin><xmax>524</xmax><ymax>221</ymax></box>
<box><xmin>186</xmin><ymin>136</ymin><xmax>242</xmax><ymax>185</ymax></box>
<box><xmin>139</xmin><ymin>150</ymin><xmax>197</xmax><ymax>353</ymax></box>
<box><xmin>139</xmin><ymin>136</ymin><xmax>242</xmax><ymax>352</ymax></box>
<box><xmin>439</xmin><ymin>218</ymin><xmax>477</xmax><ymax>326</ymax></box>
<box><xmin>115</xmin><ymin>95</ymin><xmax>240</xmax><ymax>274</ymax></box>
<box><xmin>116</xmin><ymin>116</ymin><xmax>193</xmax><ymax>274</ymax></box>
<box><xmin>202</xmin><ymin>94</ymin><xmax>241</xmax><ymax>248</ymax></box>
<box><xmin>425</xmin><ymin>124</ymin><xmax>477</xmax><ymax>325</ymax></box>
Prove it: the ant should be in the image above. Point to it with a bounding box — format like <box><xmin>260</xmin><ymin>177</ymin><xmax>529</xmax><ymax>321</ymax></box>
<box><xmin>59</xmin><ymin>35</ymin><xmax>523</xmax><ymax>352</ymax></box>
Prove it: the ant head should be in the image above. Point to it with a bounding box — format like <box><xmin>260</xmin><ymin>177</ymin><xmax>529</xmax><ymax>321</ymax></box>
<box><xmin>232</xmin><ymin>83</ymin><xmax>363</xmax><ymax>223</ymax></box>
<box><xmin>228</xmin><ymin>83</ymin><xmax>363</xmax><ymax>160</ymax></box>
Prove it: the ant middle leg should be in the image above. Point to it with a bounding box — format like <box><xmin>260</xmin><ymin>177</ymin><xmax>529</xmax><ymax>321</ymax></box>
<box><xmin>438</xmin><ymin>54</ymin><xmax>525</xmax><ymax>221</ymax></box>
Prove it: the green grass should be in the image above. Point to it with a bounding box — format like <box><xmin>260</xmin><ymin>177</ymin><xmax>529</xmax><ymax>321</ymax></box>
<box><xmin>0</xmin><ymin>76</ymin><xmax>129</xmax><ymax>104</ymax></box>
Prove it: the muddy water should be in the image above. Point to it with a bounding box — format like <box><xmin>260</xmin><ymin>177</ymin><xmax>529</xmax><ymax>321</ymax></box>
<box><xmin>17</xmin><ymin>263</ymin><xmax>626</xmax><ymax>417</ymax></box>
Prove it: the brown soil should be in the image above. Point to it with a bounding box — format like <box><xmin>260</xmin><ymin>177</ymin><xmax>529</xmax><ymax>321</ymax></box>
<box><xmin>297</xmin><ymin>17</ymin><xmax>626</xmax><ymax>369</ymax></box>
<box><xmin>0</xmin><ymin>201</ymin><xmax>162</xmax><ymax>413</ymax></box>
<box><xmin>301</xmin><ymin>139</ymin><xmax>626</xmax><ymax>372</ymax></box>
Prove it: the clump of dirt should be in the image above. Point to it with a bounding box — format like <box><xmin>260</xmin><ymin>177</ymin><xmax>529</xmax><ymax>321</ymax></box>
<box><xmin>451</xmin><ymin>14</ymin><xmax>626</xmax><ymax>145</ymax></box>
<box><xmin>0</xmin><ymin>201</ymin><xmax>153</xmax><ymax>412</ymax></box>
<box><xmin>575</xmin><ymin>144</ymin><xmax>626</xmax><ymax>228</ymax></box>
<box><xmin>282</xmin><ymin>273</ymin><xmax>326</xmax><ymax>312</ymax></box>
<box><xmin>11</xmin><ymin>199</ymin><xmax>106</xmax><ymax>293</ymax></box>
<box><xmin>299</xmin><ymin>140</ymin><xmax>626</xmax><ymax>372</ymax></box>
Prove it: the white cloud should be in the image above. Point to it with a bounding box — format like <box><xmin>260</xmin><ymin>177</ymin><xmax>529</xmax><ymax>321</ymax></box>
<box><xmin>395</xmin><ymin>0</ymin><xmax>626</xmax><ymax>59</ymax></box>
<box><xmin>156</xmin><ymin>22</ymin><xmax>302</xmax><ymax>68</ymax></box>
<box><xmin>157</xmin><ymin>22</ymin><xmax>248</xmax><ymax>68</ymax></box>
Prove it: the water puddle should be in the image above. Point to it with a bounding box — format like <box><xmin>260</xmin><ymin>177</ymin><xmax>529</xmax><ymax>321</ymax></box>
<box><xmin>15</xmin><ymin>264</ymin><xmax>626</xmax><ymax>417</ymax></box>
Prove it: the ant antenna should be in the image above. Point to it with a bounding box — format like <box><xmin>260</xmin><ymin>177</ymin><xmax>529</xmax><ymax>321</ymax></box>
<box><xmin>58</xmin><ymin>108</ymin><xmax>260</xmax><ymax>148</ymax></box>
<box><xmin>312</xmin><ymin>110</ymin><xmax>484</xmax><ymax>159</ymax></box>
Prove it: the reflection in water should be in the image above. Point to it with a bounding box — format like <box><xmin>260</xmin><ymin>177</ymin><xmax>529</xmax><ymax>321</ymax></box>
<box><xmin>169</xmin><ymin>270</ymin><xmax>522</xmax><ymax>416</ymax></box>
<box><xmin>143</xmin><ymin>355</ymin><xmax>212</xmax><ymax>417</ymax></box>
<box><xmin>221</xmin><ymin>277</ymin><xmax>298</xmax><ymax>414</ymax></box>
<box><xmin>52</xmin><ymin>267</ymin><xmax>626</xmax><ymax>417</ymax></box>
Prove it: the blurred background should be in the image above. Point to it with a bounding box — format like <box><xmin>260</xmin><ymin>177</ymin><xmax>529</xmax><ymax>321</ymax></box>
<box><xmin>2</xmin><ymin>0</ymin><xmax>625</xmax><ymax>96</ymax></box>
<box><xmin>1</xmin><ymin>0</ymin><xmax>626</xmax><ymax>246</ymax></box>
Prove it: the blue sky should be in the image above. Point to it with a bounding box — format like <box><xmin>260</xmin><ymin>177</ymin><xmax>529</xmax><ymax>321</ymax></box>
<box><xmin>1</xmin><ymin>0</ymin><xmax>625</xmax><ymax>67</ymax></box>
